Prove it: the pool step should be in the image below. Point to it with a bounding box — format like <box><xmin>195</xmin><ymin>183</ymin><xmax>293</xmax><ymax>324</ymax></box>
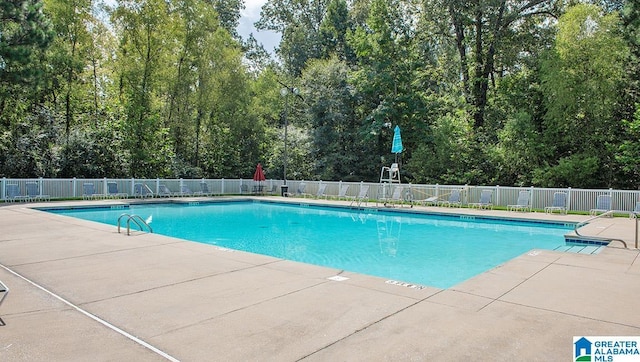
<box><xmin>554</xmin><ymin>244</ymin><xmax>604</xmax><ymax>254</ymax></box>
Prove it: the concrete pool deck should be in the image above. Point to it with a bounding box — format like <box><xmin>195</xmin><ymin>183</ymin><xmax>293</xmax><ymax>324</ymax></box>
<box><xmin>0</xmin><ymin>197</ymin><xmax>638</xmax><ymax>361</ymax></box>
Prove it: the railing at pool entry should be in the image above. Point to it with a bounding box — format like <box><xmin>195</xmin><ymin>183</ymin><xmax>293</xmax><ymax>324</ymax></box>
<box><xmin>117</xmin><ymin>213</ymin><xmax>153</xmax><ymax>236</ymax></box>
<box><xmin>572</xmin><ymin>210</ymin><xmax>628</xmax><ymax>248</ymax></box>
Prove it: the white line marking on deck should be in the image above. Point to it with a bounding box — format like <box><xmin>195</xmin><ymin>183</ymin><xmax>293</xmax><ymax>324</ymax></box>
<box><xmin>0</xmin><ymin>264</ymin><xmax>180</xmax><ymax>362</ymax></box>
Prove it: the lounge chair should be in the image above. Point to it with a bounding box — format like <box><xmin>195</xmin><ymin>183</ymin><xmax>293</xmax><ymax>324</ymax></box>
<box><xmin>285</xmin><ymin>183</ymin><xmax>306</xmax><ymax>197</ymax></box>
<box><xmin>544</xmin><ymin>192</ymin><xmax>567</xmax><ymax>214</ymax></box>
<box><xmin>348</xmin><ymin>185</ymin><xmax>369</xmax><ymax>207</ymax></box>
<box><xmin>380</xmin><ymin>186</ymin><xmax>405</xmax><ymax>207</ymax></box>
<box><xmin>438</xmin><ymin>190</ymin><xmax>462</xmax><ymax>207</ymax></box>
<box><xmin>336</xmin><ymin>184</ymin><xmax>350</xmax><ymax>200</ymax></box>
<box><xmin>26</xmin><ymin>182</ymin><xmax>50</xmax><ymax>202</ymax></box>
<box><xmin>508</xmin><ymin>191</ymin><xmax>531</xmax><ymax>212</ymax></box>
<box><xmin>631</xmin><ymin>201</ymin><xmax>640</xmax><ymax>219</ymax></box>
<box><xmin>158</xmin><ymin>184</ymin><xmax>173</xmax><ymax>197</ymax></box>
<box><xmin>107</xmin><ymin>182</ymin><xmax>127</xmax><ymax>198</ymax></box>
<box><xmin>6</xmin><ymin>184</ymin><xmax>26</xmax><ymax>202</ymax></box>
<box><xmin>469</xmin><ymin>189</ymin><xmax>493</xmax><ymax>209</ymax></box>
<box><xmin>134</xmin><ymin>183</ymin><xmax>154</xmax><ymax>198</ymax></box>
<box><xmin>310</xmin><ymin>184</ymin><xmax>328</xmax><ymax>199</ymax></box>
<box><xmin>589</xmin><ymin>194</ymin><xmax>612</xmax><ymax>216</ymax></box>
<box><xmin>200</xmin><ymin>182</ymin><xmax>212</xmax><ymax>196</ymax></box>
<box><xmin>0</xmin><ymin>280</ymin><xmax>8</xmax><ymax>326</ymax></box>
<box><xmin>178</xmin><ymin>185</ymin><xmax>193</xmax><ymax>196</ymax></box>
<box><xmin>83</xmin><ymin>183</ymin><xmax>101</xmax><ymax>200</ymax></box>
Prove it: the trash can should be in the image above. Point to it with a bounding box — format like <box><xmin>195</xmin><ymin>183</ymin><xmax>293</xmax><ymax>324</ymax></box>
<box><xmin>280</xmin><ymin>185</ymin><xmax>289</xmax><ymax>197</ymax></box>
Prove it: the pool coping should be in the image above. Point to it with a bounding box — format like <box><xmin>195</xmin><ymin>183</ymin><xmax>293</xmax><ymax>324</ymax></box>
<box><xmin>1</xmin><ymin>196</ymin><xmax>639</xmax><ymax>360</ymax></box>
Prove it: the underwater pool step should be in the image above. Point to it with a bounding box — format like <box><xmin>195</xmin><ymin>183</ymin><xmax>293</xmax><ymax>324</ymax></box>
<box><xmin>554</xmin><ymin>244</ymin><xmax>604</xmax><ymax>254</ymax></box>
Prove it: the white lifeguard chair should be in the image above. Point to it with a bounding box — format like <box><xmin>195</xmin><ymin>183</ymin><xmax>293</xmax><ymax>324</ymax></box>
<box><xmin>380</xmin><ymin>163</ymin><xmax>401</xmax><ymax>184</ymax></box>
<box><xmin>379</xmin><ymin>163</ymin><xmax>401</xmax><ymax>201</ymax></box>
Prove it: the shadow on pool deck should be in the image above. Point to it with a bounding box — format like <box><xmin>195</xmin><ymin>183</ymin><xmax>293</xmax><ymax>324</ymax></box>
<box><xmin>0</xmin><ymin>197</ymin><xmax>639</xmax><ymax>361</ymax></box>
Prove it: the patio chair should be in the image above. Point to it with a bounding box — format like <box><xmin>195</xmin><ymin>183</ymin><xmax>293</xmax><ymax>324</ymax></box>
<box><xmin>107</xmin><ymin>182</ymin><xmax>128</xmax><ymax>198</ymax></box>
<box><xmin>83</xmin><ymin>183</ymin><xmax>101</xmax><ymax>200</ymax></box>
<box><xmin>310</xmin><ymin>184</ymin><xmax>328</xmax><ymax>199</ymax></box>
<box><xmin>252</xmin><ymin>183</ymin><xmax>265</xmax><ymax>195</ymax></box>
<box><xmin>544</xmin><ymin>192</ymin><xmax>567</xmax><ymax>214</ymax></box>
<box><xmin>380</xmin><ymin>186</ymin><xmax>405</xmax><ymax>207</ymax></box>
<box><xmin>5</xmin><ymin>184</ymin><xmax>27</xmax><ymax>202</ymax></box>
<box><xmin>348</xmin><ymin>185</ymin><xmax>369</xmax><ymax>207</ymax></box>
<box><xmin>0</xmin><ymin>280</ymin><xmax>8</xmax><ymax>326</ymax></box>
<box><xmin>438</xmin><ymin>190</ymin><xmax>462</xmax><ymax>207</ymax></box>
<box><xmin>178</xmin><ymin>185</ymin><xmax>193</xmax><ymax>196</ymax></box>
<box><xmin>336</xmin><ymin>184</ymin><xmax>350</xmax><ymax>200</ymax></box>
<box><xmin>508</xmin><ymin>191</ymin><xmax>531</xmax><ymax>212</ymax></box>
<box><xmin>25</xmin><ymin>182</ymin><xmax>50</xmax><ymax>202</ymax></box>
<box><xmin>134</xmin><ymin>183</ymin><xmax>154</xmax><ymax>198</ymax></box>
<box><xmin>158</xmin><ymin>184</ymin><xmax>173</xmax><ymax>197</ymax></box>
<box><xmin>285</xmin><ymin>183</ymin><xmax>306</xmax><ymax>197</ymax></box>
<box><xmin>589</xmin><ymin>194</ymin><xmax>612</xmax><ymax>216</ymax></box>
<box><xmin>469</xmin><ymin>189</ymin><xmax>493</xmax><ymax>209</ymax></box>
<box><xmin>264</xmin><ymin>184</ymin><xmax>278</xmax><ymax>195</ymax></box>
<box><xmin>631</xmin><ymin>201</ymin><xmax>640</xmax><ymax>219</ymax></box>
<box><xmin>200</xmin><ymin>182</ymin><xmax>212</xmax><ymax>196</ymax></box>
<box><xmin>240</xmin><ymin>184</ymin><xmax>249</xmax><ymax>194</ymax></box>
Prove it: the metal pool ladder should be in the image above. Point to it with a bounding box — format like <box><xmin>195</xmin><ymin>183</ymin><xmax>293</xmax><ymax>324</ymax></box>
<box><xmin>117</xmin><ymin>213</ymin><xmax>153</xmax><ymax>235</ymax></box>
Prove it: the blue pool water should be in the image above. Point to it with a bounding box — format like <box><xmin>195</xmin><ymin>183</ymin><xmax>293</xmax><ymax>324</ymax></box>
<box><xmin>45</xmin><ymin>201</ymin><xmax>572</xmax><ymax>288</ymax></box>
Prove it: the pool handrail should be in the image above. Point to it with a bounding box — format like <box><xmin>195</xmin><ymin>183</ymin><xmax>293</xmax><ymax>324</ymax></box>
<box><xmin>117</xmin><ymin>213</ymin><xmax>153</xmax><ymax>235</ymax></box>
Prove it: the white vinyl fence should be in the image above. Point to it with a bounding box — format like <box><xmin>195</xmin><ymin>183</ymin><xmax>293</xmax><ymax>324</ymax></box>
<box><xmin>2</xmin><ymin>177</ymin><xmax>639</xmax><ymax>214</ymax></box>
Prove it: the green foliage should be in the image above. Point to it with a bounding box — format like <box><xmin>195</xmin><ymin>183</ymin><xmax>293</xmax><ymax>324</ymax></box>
<box><xmin>406</xmin><ymin>109</ymin><xmax>474</xmax><ymax>185</ymax></box>
<box><xmin>0</xmin><ymin>0</ymin><xmax>54</xmax><ymax>127</ymax></box>
<box><xmin>616</xmin><ymin>104</ymin><xmax>640</xmax><ymax>186</ymax></box>
<box><xmin>319</xmin><ymin>0</ymin><xmax>352</xmax><ymax>61</ymax></box>
<box><xmin>59</xmin><ymin>118</ymin><xmax>130</xmax><ymax>177</ymax></box>
<box><xmin>301</xmin><ymin>56</ymin><xmax>360</xmax><ymax>179</ymax></box>
<box><xmin>0</xmin><ymin>106</ymin><xmax>60</xmax><ymax>177</ymax></box>
<box><xmin>533</xmin><ymin>155</ymin><xmax>601</xmax><ymax>188</ymax></box>
<box><xmin>1</xmin><ymin>0</ymin><xmax>639</xmax><ymax>191</ymax></box>
<box><xmin>540</xmin><ymin>4</ymin><xmax>630</xmax><ymax>187</ymax></box>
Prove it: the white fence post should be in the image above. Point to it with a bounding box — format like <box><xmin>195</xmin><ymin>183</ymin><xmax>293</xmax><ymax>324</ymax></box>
<box><xmin>530</xmin><ymin>185</ymin><xmax>535</xmax><ymax>209</ymax></box>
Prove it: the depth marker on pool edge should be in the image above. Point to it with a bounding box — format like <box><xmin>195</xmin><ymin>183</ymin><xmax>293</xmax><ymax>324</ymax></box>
<box><xmin>0</xmin><ymin>264</ymin><xmax>180</xmax><ymax>362</ymax></box>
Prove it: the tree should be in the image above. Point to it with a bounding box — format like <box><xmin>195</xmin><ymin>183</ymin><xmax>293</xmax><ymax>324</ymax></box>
<box><xmin>442</xmin><ymin>0</ymin><xmax>559</xmax><ymax>129</ymax></box>
<box><xmin>111</xmin><ymin>0</ymin><xmax>176</xmax><ymax>177</ymax></box>
<box><xmin>0</xmin><ymin>0</ymin><xmax>54</xmax><ymax>126</ymax></box>
<box><xmin>616</xmin><ymin>104</ymin><xmax>640</xmax><ymax>187</ymax></box>
<box><xmin>44</xmin><ymin>0</ymin><xmax>95</xmax><ymax>142</ymax></box>
<box><xmin>539</xmin><ymin>3</ymin><xmax>629</xmax><ymax>187</ymax></box>
<box><xmin>300</xmin><ymin>56</ymin><xmax>361</xmax><ymax>179</ymax></box>
<box><xmin>318</xmin><ymin>0</ymin><xmax>352</xmax><ymax>62</ymax></box>
<box><xmin>208</xmin><ymin>0</ymin><xmax>244</xmax><ymax>37</ymax></box>
<box><xmin>256</xmin><ymin>0</ymin><xmax>329</xmax><ymax>75</ymax></box>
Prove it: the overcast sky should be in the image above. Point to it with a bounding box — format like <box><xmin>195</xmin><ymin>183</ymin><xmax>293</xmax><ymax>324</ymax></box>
<box><xmin>238</xmin><ymin>0</ymin><xmax>281</xmax><ymax>54</ymax></box>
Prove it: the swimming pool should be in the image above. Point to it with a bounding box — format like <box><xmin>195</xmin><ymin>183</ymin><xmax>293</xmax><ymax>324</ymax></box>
<box><xmin>45</xmin><ymin>201</ymin><xmax>572</xmax><ymax>289</ymax></box>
